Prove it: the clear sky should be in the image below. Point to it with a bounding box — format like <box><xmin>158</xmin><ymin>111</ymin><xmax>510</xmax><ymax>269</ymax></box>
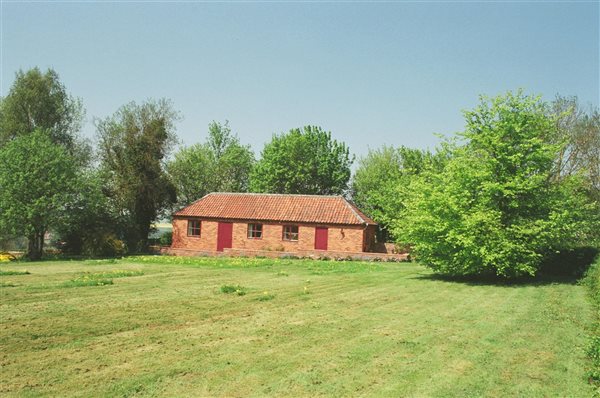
<box><xmin>1</xmin><ymin>1</ymin><xmax>598</xmax><ymax>159</ymax></box>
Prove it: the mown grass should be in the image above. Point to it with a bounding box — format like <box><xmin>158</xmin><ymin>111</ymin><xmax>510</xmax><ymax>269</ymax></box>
<box><xmin>0</xmin><ymin>256</ymin><xmax>596</xmax><ymax>397</ymax></box>
<box><xmin>0</xmin><ymin>269</ymin><xmax>30</xmax><ymax>276</ymax></box>
<box><xmin>60</xmin><ymin>270</ymin><xmax>143</xmax><ymax>288</ymax></box>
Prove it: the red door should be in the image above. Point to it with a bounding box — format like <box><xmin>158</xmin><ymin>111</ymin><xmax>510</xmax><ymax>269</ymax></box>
<box><xmin>314</xmin><ymin>227</ymin><xmax>328</xmax><ymax>250</ymax></box>
<box><xmin>217</xmin><ymin>222</ymin><xmax>233</xmax><ymax>252</ymax></box>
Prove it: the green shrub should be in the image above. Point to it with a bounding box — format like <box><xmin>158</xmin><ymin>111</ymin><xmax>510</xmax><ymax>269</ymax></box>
<box><xmin>82</xmin><ymin>233</ymin><xmax>126</xmax><ymax>258</ymax></box>
<box><xmin>583</xmin><ymin>256</ymin><xmax>600</xmax><ymax>391</ymax></box>
<box><xmin>159</xmin><ymin>231</ymin><xmax>172</xmax><ymax>246</ymax></box>
<box><xmin>395</xmin><ymin>92</ymin><xmax>600</xmax><ymax>278</ymax></box>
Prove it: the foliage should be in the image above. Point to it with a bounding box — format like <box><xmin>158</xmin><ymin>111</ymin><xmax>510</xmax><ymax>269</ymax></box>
<box><xmin>0</xmin><ymin>237</ymin><xmax>27</xmax><ymax>252</ymax></box>
<box><xmin>395</xmin><ymin>91</ymin><xmax>600</xmax><ymax>278</ymax></box>
<box><xmin>0</xmin><ymin>130</ymin><xmax>80</xmax><ymax>260</ymax></box>
<box><xmin>582</xmin><ymin>256</ymin><xmax>600</xmax><ymax>392</ymax></box>
<box><xmin>81</xmin><ymin>234</ymin><xmax>127</xmax><ymax>258</ymax></box>
<box><xmin>0</xmin><ymin>67</ymin><xmax>88</xmax><ymax>163</ymax></box>
<box><xmin>159</xmin><ymin>231</ymin><xmax>173</xmax><ymax>246</ymax></box>
<box><xmin>549</xmin><ymin>95</ymin><xmax>600</xmax><ymax>200</ymax></box>
<box><xmin>250</xmin><ymin>126</ymin><xmax>353</xmax><ymax>195</ymax></box>
<box><xmin>351</xmin><ymin>145</ymin><xmax>447</xmax><ymax>241</ymax></box>
<box><xmin>167</xmin><ymin>121</ymin><xmax>254</xmax><ymax>208</ymax></box>
<box><xmin>54</xmin><ymin>170</ymin><xmax>124</xmax><ymax>256</ymax></box>
<box><xmin>97</xmin><ymin>99</ymin><xmax>179</xmax><ymax>252</ymax></box>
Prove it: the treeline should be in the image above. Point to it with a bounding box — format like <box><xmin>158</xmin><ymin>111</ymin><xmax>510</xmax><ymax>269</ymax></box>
<box><xmin>0</xmin><ymin>68</ymin><xmax>598</xmax><ymax>278</ymax></box>
<box><xmin>354</xmin><ymin>93</ymin><xmax>600</xmax><ymax>277</ymax></box>
<box><xmin>0</xmin><ymin>68</ymin><xmax>353</xmax><ymax>259</ymax></box>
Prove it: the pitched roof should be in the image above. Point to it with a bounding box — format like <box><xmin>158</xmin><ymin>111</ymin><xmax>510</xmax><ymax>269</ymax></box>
<box><xmin>174</xmin><ymin>193</ymin><xmax>376</xmax><ymax>226</ymax></box>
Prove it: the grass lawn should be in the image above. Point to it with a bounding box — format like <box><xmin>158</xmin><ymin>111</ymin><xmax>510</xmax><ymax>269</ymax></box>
<box><xmin>0</xmin><ymin>256</ymin><xmax>595</xmax><ymax>397</ymax></box>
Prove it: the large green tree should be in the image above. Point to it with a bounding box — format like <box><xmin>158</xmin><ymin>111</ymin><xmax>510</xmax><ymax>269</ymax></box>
<box><xmin>395</xmin><ymin>91</ymin><xmax>599</xmax><ymax>278</ymax></box>
<box><xmin>351</xmin><ymin>145</ymin><xmax>446</xmax><ymax>241</ymax></box>
<box><xmin>97</xmin><ymin>99</ymin><xmax>178</xmax><ymax>252</ymax></box>
<box><xmin>0</xmin><ymin>130</ymin><xmax>79</xmax><ymax>260</ymax></box>
<box><xmin>0</xmin><ymin>68</ymin><xmax>85</xmax><ymax>154</ymax></box>
<box><xmin>167</xmin><ymin>121</ymin><xmax>254</xmax><ymax>208</ymax></box>
<box><xmin>250</xmin><ymin>126</ymin><xmax>353</xmax><ymax>195</ymax></box>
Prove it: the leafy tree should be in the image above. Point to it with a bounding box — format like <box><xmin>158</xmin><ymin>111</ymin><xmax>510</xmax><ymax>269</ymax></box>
<box><xmin>167</xmin><ymin>121</ymin><xmax>254</xmax><ymax>208</ymax></box>
<box><xmin>351</xmin><ymin>146</ymin><xmax>446</xmax><ymax>241</ymax></box>
<box><xmin>97</xmin><ymin>99</ymin><xmax>178</xmax><ymax>252</ymax></box>
<box><xmin>0</xmin><ymin>130</ymin><xmax>79</xmax><ymax>260</ymax></box>
<box><xmin>54</xmin><ymin>171</ymin><xmax>124</xmax><ymax>256</ymax></box>
<box><xmin>0</xmin><ymin>68</ymin><xmax>85</xmax><ymax>155</ymax></box>
<box><xmin>395</xmin><ymin>91</ymin><xmax>599</xmax><ymax>278</ymax></box>
<box><xmin>550</xmin><ymin>95</ymin><xmax>600</xmax><ymax>199</ymax></box>
<box><xmin>250</xmin><ymin>126</ymin><xmax>353</xmax><ymax>195</ymax></box>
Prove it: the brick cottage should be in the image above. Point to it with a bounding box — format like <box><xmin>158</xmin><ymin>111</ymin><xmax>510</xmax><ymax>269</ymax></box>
<box><xmin>170</xmin><ymin>193</ymin><xmax>381</xmax><ymax>257</ymax></box>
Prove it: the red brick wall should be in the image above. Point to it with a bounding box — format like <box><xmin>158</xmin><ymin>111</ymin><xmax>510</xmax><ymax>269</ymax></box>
<box><xmin>172</xmin><ymin>218</ymin><xmax>218</xmax><ymax>252</ymax></box>
<box><xmin>171</xmin><ymin>218</ymin><xmax>369</xmax><ymax>253</ymax></box>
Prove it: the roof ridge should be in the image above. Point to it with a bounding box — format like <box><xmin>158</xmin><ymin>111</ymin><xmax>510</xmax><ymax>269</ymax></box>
<box><xmin>341</xmin><ymin>197</ymin><xmax>367</xmax><ymax>224</ymax></box>
<box><xmin>207</xmin><ymin>192</ymin><xmax>343</xmax><ymax>198</ymax></box>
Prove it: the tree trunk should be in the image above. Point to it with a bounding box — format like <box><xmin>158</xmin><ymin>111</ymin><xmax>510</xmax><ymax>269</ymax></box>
<box><xmin>27</xmin><ymin>230</ymin><xmax>44</xmax><ymax>260</ymax></box>
<box><xmin>138</xmin><ymin>223</ymin><xmax>150</xmax><ymax>253</ymax></box>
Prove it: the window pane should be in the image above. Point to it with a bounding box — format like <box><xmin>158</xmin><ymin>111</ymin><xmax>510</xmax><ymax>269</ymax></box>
<box><xmin>283</xmin><ymin>225</ymin><xmax>299</xmax><ymax>241</ymax></box>
<box><xmin>187</xmin><ymin>220</ymin><xmax>201</xmax><ymax>236</ymax></box>
<box><xmin>247</xmin><ymin>223</ymin><xmax>263</xmax><ymax>239</ymax></box>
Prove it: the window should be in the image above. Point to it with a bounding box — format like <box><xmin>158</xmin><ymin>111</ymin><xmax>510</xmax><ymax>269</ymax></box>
<box><xmin>247</xmin><ymin>223</ymin><xmax>263</xmax><ymax>239</ymax></box>
<box><xmin>187</xmin><ymin>220</ymin><xmax>201</xmax><ymax>237</ymax></box>
<box><xmin>282</xmin><ymin>225</ymin><xmax>299</xmax><ymax>241</ymax></box>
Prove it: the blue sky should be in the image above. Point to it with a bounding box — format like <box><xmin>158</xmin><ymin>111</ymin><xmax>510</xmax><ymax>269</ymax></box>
<box><xmin>1</xmin><ymin>2</ymin><xmax>598</xmax><ymax>159</ymax></box>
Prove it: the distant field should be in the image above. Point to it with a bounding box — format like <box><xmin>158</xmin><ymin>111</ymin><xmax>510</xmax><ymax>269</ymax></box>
<box><xmin>0</xmin><ymin>256</ymin><xmax>595</xmax><ymax>397</ymax></box>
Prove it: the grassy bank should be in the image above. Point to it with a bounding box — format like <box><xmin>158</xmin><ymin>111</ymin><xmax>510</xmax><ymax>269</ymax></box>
<box><xmin>583</xmin><ymin>256</ymin><xmax>600</xmax><ymax>396</ymax></box>
<box><xmin>0</xmin><ymin>256</ymin><xmax>595</xmax><ymax>397</ymax></box>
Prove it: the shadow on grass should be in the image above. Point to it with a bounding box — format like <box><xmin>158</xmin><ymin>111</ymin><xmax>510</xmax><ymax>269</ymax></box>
<box><xmin>410</xmin><ymin>247</ymin><xmax>599</xmax><ymax>287</ymax></box>
<box><xmin>410</xmin><ymin>272</ymin><xmax>582</xmax><ymax>287</ymax></box>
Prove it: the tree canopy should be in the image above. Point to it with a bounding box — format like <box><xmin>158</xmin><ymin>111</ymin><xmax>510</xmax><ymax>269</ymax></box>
<box><xmin>167</xmin><ymin>121</ymin><xmax>254</xmax><ymax>208</ymax></box>
<box><xmin>250</xmin><ymin>126</ymin><xmax>353</xmax><ymax>195</ymax></box>
<box><xmin>351</xmin><ymin>146</ymin><xmax>445</xmax><ymax>241</ymax></box>
<box><xmin>0</xmin><ymin>68</ymin><xmax>84</xmax><ymax>153</ymax></box>
<box><xmin>96</xmin><ymin>99</ymin><xmax>179</xmax><ymax>252</ymax></box>
<box><xmin>394</xmin><ymin>91</ymin><xmax>599</xmax><ymax>278</ymax></box>
<box><xmin>0</xmin><ymin>130</ymin><xmax>79</xmax><ymax>259</ymax></box>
